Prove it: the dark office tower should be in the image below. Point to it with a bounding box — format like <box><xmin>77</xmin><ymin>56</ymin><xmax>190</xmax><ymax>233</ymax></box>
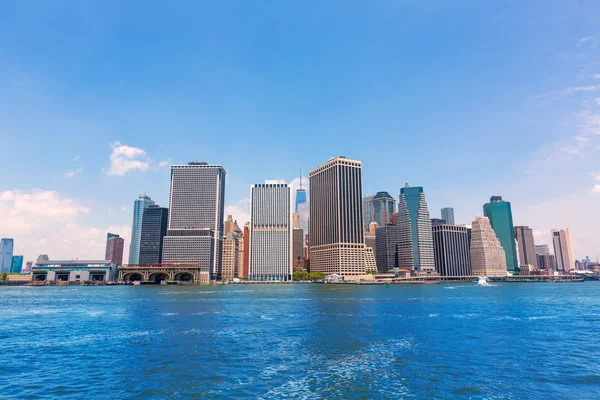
<box><xmin>139</xmin><ymin>205</ymin><xmax>169</xmax><ymax>265</ymax></box>
<box><xmin>375</xmin><ymin>225</ymin><xmax>399</xmax><ymax>273</ymax></box>
<box><xmin>105</xmin><ymin>233</ymin><xmax>119</xmax><ymax>260</ymax></box>
<box><xmin>514</xmin><ymin>226</ymin><xmax>538</xmax><ymax>268</ymax></box>
<box><xmin>431</xmin><ymin>218</ymin><xmax>446</xmax><ymax>227</ymax></box>
<box><xmin>293</xmin><ymin>228</ymin><xmax>304</xmax><ymax>262</ymax></box>
<box><xmin>432</xmin><ymin>224</ymin><xmax>471</xmax><ymax>276</ymax></box>
<box><xmin>309</xmin><ymin>157</ymin><xmax>365</xmax><ymax>276</ymax></box>
<box><xmin>441</xmin><ymin>207</ymin><xmax>455</xmax><ymax>225</ymax></box>
<box><xmin>483</xmin><ymin>196</ymin><xmax>518</xmax><ymax>272</ymax></box>
<box><xmin>106</xmin><ymin>236</ymin><xmax>125</xmax><ymax>265</ymax></box>
<box><xmin>372</xmin><ymin>191</ymin><xmax>396</xmax><ymax>226</ymax></box>
<box><xmin>162</xmin><ymin>162</ymin><xmax>226</xmax><ymax>280</ymax></box>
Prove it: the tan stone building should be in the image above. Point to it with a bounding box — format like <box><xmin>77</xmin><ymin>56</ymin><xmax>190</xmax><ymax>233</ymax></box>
<box><xmin>470</xmin><ymin>216</ymin><xmax>507</xmax><ymax>277</ymax></box>
<box><xmin>222</xmin><ymin>234</ymin><xmax>239</xmax><ymax>281</ymax></box>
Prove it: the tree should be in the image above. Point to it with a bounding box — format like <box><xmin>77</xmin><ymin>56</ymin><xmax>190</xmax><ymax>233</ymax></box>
<box><xmin>308</xmin><ymin>272</ymin><xmax>325</xmax><ymax>281</ymax></box>
<box><xmin>0</xmin><ymin>272</ymin><xmax>7</xmax><ymax>281</ymax></box>
<box><xmin>365</xmin><ymin>269</ymin><xmax>378</xmax><ymax>275</ymax></box>
<box><xmin>293</xmin><ymin>270</ymin><xmax>309</xmax><ymax>281</ymax></box>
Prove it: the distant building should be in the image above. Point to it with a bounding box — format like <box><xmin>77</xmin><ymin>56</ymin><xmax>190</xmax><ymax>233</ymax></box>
<box><xmin>431</xmin><ymin>218</ymin><xmax>446</xmax><ymax>227</ymax></box>
<box><xmin>372</xmin><ymin>191</ymin><xmax>396</xmax><ymax>226</ymax></box>
<box><xmin>390</xmin><ymin>212</ymin><xmax>398</xmax><ymax>225</ymax></box>
<box><xmin>128</xmin><ymin>194</ymin><xmax>155</xmax><ymax>265</ymax></box>
<box><xmin>537</xmin><ymin>254</ymin><xmax>556</xmax><ymax>271</ymax></box>
<box><xmin>398</xmin><ymin>183</ymin><xmax>435</xmax><ymax>274</ymax></box>
<box><xmin>221</xmin><ymin>234</ymin><xmax>239</xmax><ymax>281</ymax></box>
<box><xmin>23</xmin><ymin>261</ymin><xmax>33</xmax><ymax>274</ymax></box>
<box><xmin>292</xmin><ymin>213</ymin><xmax>301</xmax><ymax>229</ymax></box>
<box><xmin>32</xmin><ymin>258</ymin><xmax>116</xmax><ymax>282</ymax></box>
<box><xmin>224</xmin><ymin>215</ymin><xmax>236</xmax><ymax>236</ymax></box>
<box><xmin>375</xmin><ymin>224</ymin><xmax>413</xmax><ymax>273</ymax></box>
<box><xmin>106</xmin><ymin>236</ymin><xmax>125</xmax><ymax>265</ymax></box>
<box><xmin>514</xmin><ymin>226</ymin><xmax>538</xmax><ymax>269</ymax></box>
<box><xmin>139</xmin><ymin>206</ymin><xmax>169</xmax><ymax>265</ymax></box>
<box><xmin>432</xmin><ymin>224</ymin><xmax>471</xmax><ymax>276</ymax></box>
<box><xmin>105</xmin><ymin>233</ymin><xmax>119</xmax><ymax>260</ymax></box>
<box><xmin>365</xmin><ymin>234</ymin><xmax>377</xmax><ymax>261</ymax></box>
<box><xmin>483</xmin><ymin>196</ymin><xmax>517</xmax><ymax>272</ymax></box>
<box><xmin>0</xmin><ymin>238</ymin><xmax>14</xmax><ymax>274</ymax></box>
<box><xmin>11</xmin><ymin>255</ymin><xmax>24</xmax><ymax>273</ymax></box>
<box><xmin>310</xmin><ymin>157</ymin><xmax>366</xmax><ymax>276</ymax></box>
<box><xmin>237</xmin><ymin>229</ymin><xmax>245</xmax><ymax>278</ymax></box>
<box><xmin>441</xmin><ymin>207</ymin><xmax>455</xmax><ymax>225</ymax></box>
<box><xmin>249</xmin><ymin>182</ymin><xmax>292</xmax><ymax>281</ymax></box>
<box><xmin>295</xmin><ymin>173</ymin><xmax>307</xmax><ymax>212</ymax></box>
<box><xmin>162</xmin><ymin>163</ymin><xmax>226</xmax><ymax>280</ymax></box>
<box><xmin>362</xmin><ymin>194</ymin><xmax>375</xmax><ymax>230</ymax></box>
<box><xmin>293</xmin><ymin>228</ymin><xmax>304</xmax><ymax>262</ymax></box>
<box><xmin>365</xmin><ymin>247</ymin><xmax>377</xmax><ymax>272</ymax></box>
<box><xmin>242</xmin><ymin>223</ymin><xmax>250</xmax><ymax>278</ymax></box>
<box><xmin>552</xmin><ymin>228</ymin><xmax>575</xmax><ymax>272</ymax></box>
<box><xmin>535</xmin><ymin>244</ymin><xmax>550</xmax><ymax>256</ymax></box>
<box><xmin>470</xmin><ymin>216</ymin><xmax>507</xmax><ymax>277</ymax></box>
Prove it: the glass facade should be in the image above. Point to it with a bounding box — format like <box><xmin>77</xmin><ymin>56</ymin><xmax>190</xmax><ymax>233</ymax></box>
<box><xmin>398</xmin><ymin>185</ymin><xmax>435</xmax><ymax>272</ymax></box>
<box><xmin>11</xmin><ymin>255</ymin><xmax>24</xmax><ymax>273</ymax></box>
<box><xmin>0</xmin><ymin>238</ymin><xmax>14</xmax><ymax>274</ymax></box>
<box><xmin>483</xmin><ymin>196</ymin><xmax>518</xmax><ymax>272</ymax></box>
<box><xmin>295</xmin><ymin>189</ymin><xmax>307</xmax><ymax>212</ymax></box>
<box><xmin>128</xmin><ymin>194</ymin><xmax>155</xmax><ymax>265</ymax></box>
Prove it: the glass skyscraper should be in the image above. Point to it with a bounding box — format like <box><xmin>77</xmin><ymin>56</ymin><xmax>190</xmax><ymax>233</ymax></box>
<box><xmin>372</xmin><ymin>191</ymin><xmax>396</xmax><ymax>226</ymax></box>
<box><xmin>0</xmin><ymin>238</ymin><xmax>14</xmax><ymax>274</ymax></box>
<box><xmin>128</xmin><ymin>194</ymin><xmax>155</xmax><ymax>265</ymax></box>
<box><xmin>398</xmin><ymin>184</ymin><xmax>435</xmax><ymax>273</ymax></box>
<box><xmin>11</xmin><ymin>255</ymin><xmax>24</xmax><ymax>273</ymax></box>
<box><xmin>441</xmin><ymin>207</ymin><xmax>455</xmax><ymax>225</ymax></box>
<box><xmin>483</xmin><ymin>196</ymin><xmax>518</xmax><ymax>272</ymax></box>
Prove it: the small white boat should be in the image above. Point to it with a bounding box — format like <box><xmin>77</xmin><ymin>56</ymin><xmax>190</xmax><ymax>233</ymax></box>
<box><xmin>477</xmin><ymin>276</ymin><xmax>490</xmax><ymax>286</ymax></box>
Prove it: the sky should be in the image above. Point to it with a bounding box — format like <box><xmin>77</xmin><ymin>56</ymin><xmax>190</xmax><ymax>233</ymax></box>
<box><xmin>1</xmin><ymin>1</ymin><xmax>599</xmax><ymax>263</ymax></box>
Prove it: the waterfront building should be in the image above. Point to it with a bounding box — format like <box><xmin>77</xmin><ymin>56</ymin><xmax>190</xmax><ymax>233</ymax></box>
<box><xmin>23</xmin><ymin>261</ymin><xmax>33</xmax><ymax>274</ymax></box>
<box><xmin>441</xmin><ymin>207</ymin><xmax>455</xmax><ymax>225</ymax></box>
<box><xmin>0</xmin><ymin>238</ymin><xmax>14</xmax><ymax>274</ymax></box>
<box><xmin>398</xmin><ymin>183</ymin><xmax>435</xmax><ymax>274</ymax></box>
<box><xmin>293</xmin><ymin>228</ymin><xmax>304</xmax><ymax>262</ymax></box>
<box><xmin>372</xmin><ymin>191</ymin><xmax>396</xmax><ymax>226</ymax></box>
<box><xmin>162</xmin><ymin>162</ymin><xmax>226</xmax><ymax>280</ymax></box>
<box><xmin>221</xmin><ymin>234</ymin><xmax>239</xmax><ymax>281</ymax></box>
<box><xmin>32</xmin><ymin>255</ymin><xmax>116</xmax><ymax>282</ymax></box>
<box><xmin>552</xmin><ymin>228</ymin><xmax>575</xmax><ymax>272</ymax></box>
<box><xmin>242</xmin><ymin>223</ymin><xmax>250</xmax><ymax>278</ymax></box>
<box><xmin>105</xmin><ymin>233</ymin><xmax>119</xmax><ymax>260</ymax></box>
<box><xmin>249</xmin><ymin>182</ymin><xmax>292</xmax><ymax>281</ymax></box>
<box><xmin>106</xmin><ymin>236</ymin><xmax>125</xmax><ymax>265</ymax></box>
<box><xmin>514</xmin><ymin>226</ymin><xmax>538</xmax><ymax>269</ymax></box>
<box><xmin>365</xmin><ymin>247</ymin><xmax>377</xmax><ymax>272</ymax></box>
<box><xmin>375</xmin><ymin>225</ymin><xmax>399</xmax><ymax>273</ymax></box>
<box><xmin>365</xmin><ymin>234</ymin><xmax>376</xmax><ymax>259</ymax></box>
<box><xmin>139</xmin><ymin>205</ymin><xmax>169</xmax><ymax>266</ymax></box>
<box><xmin>483</xmin><ymin>196</ymin><xmax>518</xmax><ymax>272</ymax></box>
<box><xmin>432</xmin><ymin>224</ymin><xmax>471</xmax><ymax>276</ymax></box>
<box><xmin>470</xmin><ymin>216</ymin><xmax>507</xmax><ymax>277</ymax></box>
<box><xmin>237</xmin><ymin>230</ymin><xmax>244</xmax><ymax>278</ymax></box>
<box><xmin>363</xmin><ymin>194</ymin><xmax>375</xmax><ymax>230</ymax></box>
<box><xmin>128</xmin><ymin>194</ymin><xmax>155</xmax><ymax>265</ymax></box>
<box><xmin>537</xmin><ymin>254</ymin><xmax>556</xmax><ymax>270</ymax></box>
<box><xmin>11</xmin><ymin>255</ymin><xmax>23</xmax><ymax>273</ymax></box>
<box><xmin>309</xmin><ymin>157</ymin><xmax>366</xmax><ymax>276</ymax></box>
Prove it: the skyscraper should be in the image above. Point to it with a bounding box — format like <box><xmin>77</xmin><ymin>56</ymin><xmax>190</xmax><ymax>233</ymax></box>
<box><xmin>432</xmin><ymin>224</ymin><xmax>471</xmax><ymax>276</ymax></box>
<box><xmin>362</xmin><ymin>194</ymin><xmax>375</xmax><ymax>230</ymax></box>
<box><xmin>552</xmin><ymin>228</ymin><xmax>575</xmax><ymax>272</ymax></box>
<box><xmin>139</xmin><ymin>205</ymin><xmax>169</xmax><ymax>265</ymax></box>
<box><xmin>483</xmin><ymin>196</ymin><xmax>518</xmax><ymax>272</ymax></box>
<box><xmin>106</xmin><ymin>236</ymin><xmax>125</xmax><ymax>265</ymax></box>
<box><xmin>514</xmin><ymin>226</ymin><xmax>538</xmax><ymax>268</ymax></box>
<box><xmin>224</xmin><ymin>215</ymin><xmax>236</xmax><ymax>236</ymax></box>
<box><xmin>11</xmin><ymin>255</ymin><xmax>24</xmax><ymax>273</ymax></box>
<box><xmin>535</xmin><ymin>244</ymin><xmax>555</xmax><ymax>271</ymax></box>
<box><xmin>372</xmin><ymin>191</ymin><xmax>396</xmax><ymax>226</ymax></box>
<box><xmin>128</xmin><ymin>194</ymin><xmax>155</xmax><ymax>265</ymax></box>
<box><xmin>441</xmin><ymin>207</ymin><xmax>455</xmax><ymax>225</ymax></box>
<box><xmin>470</xmin><ymin>216</ymin><xmax>507</xmax><ymax>277</ymax></box>
<box><xmin>221</xmin><ymin>234</ymin><xmax>239</xmax><ymax>281</ymax></box>
<box><xmin>398</xmin><ymin>183</ymin><xmax>435</xmax><ymax>274</ymax></box>
<box><xmin>162</xmin><ymin>162</ymin><xmax>226</xmax><ymax>280</ymax></box>
<box><xmin>249</xmin><ymin>182</ymin><xmax>292</xmax><ymax>281</ymax></box>
<box><xmin>1</xmin><ymin>238</ymin><xmax>14</xmax><ymax>274</ymax></box>
<box><xmin>375</xmin><ymin>225</ymin><xmax>409</xmax><ymax>273</ymax></box>
<box><xmin>309</xmin><ymin>157</ymin><xmax>365</xmax><ymax>276</ymax></box>
<box><xmin>295</xmin><ymin>171</ymin><xmax>307</xmax><ymax>212</ymax></box>
<box><xmin>105</xmin><ymin>233</ymin><xmax>119</xmax><ymax>261</ymax></box>
<box><xmin>293</xmin><ymin>228</ymin><xmax>304</xmax><ymax>262</ymax></box>
<box><xmin>242</xmin><ymin>223</ymin><xmax>250</xmax><ymax>278</ymax></box>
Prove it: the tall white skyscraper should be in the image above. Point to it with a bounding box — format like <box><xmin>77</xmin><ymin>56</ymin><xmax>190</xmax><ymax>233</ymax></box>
<box><xmin>162</xmin><ymin>162</ymin><xmax>226</xmax><ymax>280</ymax></box>
<box><xmin>309</xmin><ymin>157</ymin><xmax>365</xmax><ymax>276</ymax></box>
<box><xmin>470</xmin><ymin>216</ymin><xmax>507</xmax><ymax>277</ymax></box>
<box><xmin>128</xmin><ymin>194</ymin><xmax>155</xmax><ymax>265</ymax></box>
<box><xmin>249</xmin><ymin>182</ymin><xmax>292</xmax><ymax>281</ymax></box>
<box><xmin>552</xmin><ymin>228</ymin><xmax>575</xmax><ymax>272</ymax></box>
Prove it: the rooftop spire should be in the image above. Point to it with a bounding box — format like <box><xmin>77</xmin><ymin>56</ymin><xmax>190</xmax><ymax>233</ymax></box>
<box><xmin>300</xmin><ymin>169</ymin><xmax>302</xmax><ymax>189</ymax></box>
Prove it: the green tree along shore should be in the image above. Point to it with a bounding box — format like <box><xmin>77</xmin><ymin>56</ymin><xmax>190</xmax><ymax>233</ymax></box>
<box><xmin>292</xmin><ymin>271</ymin><xmax>326</xmax><ymax>282</ymax></box>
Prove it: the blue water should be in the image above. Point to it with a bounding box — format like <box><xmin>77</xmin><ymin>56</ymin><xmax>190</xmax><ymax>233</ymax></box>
<box><xmin>1</xmin><ymin>283</ymin><xmax>600</xmax><ymax>399</ymax></box>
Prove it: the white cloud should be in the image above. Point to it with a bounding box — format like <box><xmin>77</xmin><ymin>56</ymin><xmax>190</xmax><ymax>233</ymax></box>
<box><xmin>157</xmin><ymin>160</ymin><xmax>171</xmax><ymax>168</ymax></box>
<box><xmin>592</xmin><ymin>185</ymin><xmax>600</xmax><ymax>193</ymax></box>
<box><xmin>224</xmin><ymin>198</ymin><xmax>251</xmax><ymax>226</ymax></box>
<box><xmin>594</xmin><ymin>74</ymin><xmax>600</xmax><ymax>79</ymax></box>
<box><xmin>72</xmin><ymin>155</ymin><xmax>80</xmax><ymax>162</ymax></box>
<box><xmin>64</xmin><ymin>167</ymin><xmax>84</xmax><ymax>178</ymax></box>
<box><xmin>0</xmin><ymin>189</ymin><xmax>130</xmax><ymax>262</ymax></box>
<box><xmin>107</xmin><ymin>141</ymin><xmax>151</xmax><ymax>176</ymax></box>
<box><xmin>563</xmin><ymin>85</ymin><xmax>600</xmax><ymax>93</ymax></box>
<box><xmin>596</xmin><ymin>97</ymin><xmax>600</xmax><ymax>105</ymax></box>
<box><xmin>580</xmin><ymin>36</ymin><xmax>592</xmax><ymax>43</ymax></box>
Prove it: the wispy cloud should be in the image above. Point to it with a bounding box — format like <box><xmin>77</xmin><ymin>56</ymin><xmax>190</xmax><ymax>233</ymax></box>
<box><xmin>72</xmin><ymin>155</ymin><xmax>80</xmax><ymax>162</ymax></box>
<box><xmin>563</xmin><ymin>85</ymin><xmax>600</xmax><ymax>93</ymax></box>
<box><xmin>107</xmin><ymin>141</ymin><xmax>151</xmax><ymax>176</ymax></box>
<box><xmin>157</xmin><ymin>160</ymin><xmax>171</xmax><ymax>168</ymax></box>
<box><xmin>64</xmin><ymin>168</ymin><xmax>84</xmax><ymax>178</ymax></box>
<box><xmin>594</xmin><ymin>74</ymin><xmax>600</xmax><ymax>79</ymax></box>
<box><xmin>580</xmin><ymin>36</ymin><xmax>592</xmax><ymax>43</ymax></box>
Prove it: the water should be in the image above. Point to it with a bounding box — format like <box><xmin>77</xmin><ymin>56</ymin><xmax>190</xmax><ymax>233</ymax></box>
<box><xmin>1</xmin><ymin>283</ymin><xmax>600</xmax><ymax>399</ymax></box>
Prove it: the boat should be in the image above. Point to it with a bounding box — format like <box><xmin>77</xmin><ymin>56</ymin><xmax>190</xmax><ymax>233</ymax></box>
<box><xmin>477</xmin><ymin>276</ymin><xmax>490</xmax><ymax>286</ymax></box>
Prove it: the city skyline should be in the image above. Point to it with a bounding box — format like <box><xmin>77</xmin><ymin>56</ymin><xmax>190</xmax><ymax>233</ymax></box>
<box><xmin>1</xmin><ymin>2</ymin><xmax>600</xmax><ymax>262</ymax></box>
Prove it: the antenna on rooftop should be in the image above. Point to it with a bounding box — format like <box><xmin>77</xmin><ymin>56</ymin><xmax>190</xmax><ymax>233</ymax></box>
<box><xmin>300</xmin><ymin>169</ymin><xmax>303</xmax><ymax>190</ymax></box>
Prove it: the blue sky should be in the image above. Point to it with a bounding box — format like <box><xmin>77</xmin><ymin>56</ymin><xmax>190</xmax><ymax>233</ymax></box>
<box><xmin>1</xmin><ymin>1</ymin><xmax>599</xmax><ymax>262</ymax></box>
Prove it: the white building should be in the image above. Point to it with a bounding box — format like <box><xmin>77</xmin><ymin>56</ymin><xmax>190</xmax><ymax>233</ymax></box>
<box><xmin>552</xmin><ymin>228</ymin><xmax>575</xmax><ymax>272</ymax></box>
<box><xmin>249</xmin><ymin>182</ymin><xmax>292</xmax><ymax>281</ymax></box>
<box><xmin>31</xmin><ymin>255</ymin><xmax>116</xmax><ymax>282</ymax></box>
<box><xmin>162</xmin><ymin>162</ymin><xmax>226</xmax><ymax>281</ymax></box>
<box><xmin>470</xmin><ymin>216</ymin><xmax>507</xmax><ymax>277</ymax></box>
